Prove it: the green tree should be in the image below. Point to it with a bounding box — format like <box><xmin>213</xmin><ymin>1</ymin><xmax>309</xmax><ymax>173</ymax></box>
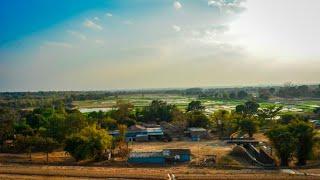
<box><xmin>186</xmin><ymin>101</ymin><xmax>205</xmax><ymax>112</ymax></box>
<box><xmin>171</xmin><ymin>108</ymin><xmax>188</xmax><ymax>134</ymax></box>
<box><xmin>110</xmin><ymin>101</ymin><xmax>136</xmax><ymax>126</ymax></box>
<box><xmin>46</xmin><ymin>113</ymin><xmax>67</xmax><ymax>142</ymax></box>
<box><xmin>211</xmin><ymin>110</ymin><xmax>236</xmax><ymax>137</ymax></box>
<box><xmin>235</xmin><ymin>101</ymin><xmax>259</xmax><ymax>118</ymax></box>
<box><xmin>288</xmin><ymin>121</ymin><xmax>315</xmax><ymax>166</ymax></box>
<box><xmin>258</xmin><ymin>105</ymin><xmax>283</xmax><ymax>126</ymax></box>
<box><xmin>64</xmin><ymin>125</ymin><xmax>112</xmax><ymax>161</ymax></box>
<box><xmin>65</xmin><ymin>111</ymin><xmax>87</xmax><ymax>135</ymax></box>
<box><xmin>0</xmin><ymin>109</ymin><xmax>18</xmax><ymax>145</ymax></box>
<box><xmin>238</xmin><ymin>118</ymin><xmax>258</xmax><ymax>138</ymax></box>
<box><xmin>186</xmin><ymin>111</ymin><xmax>210</xmax><ymax>128</ymax></box>
<box><xmin>100</xmin><ymin>117</ymin><xmax>118</xmax><ymax>130</ymax></box>
<box><xmin>237</xmin><ymin>90</ymin><xmax>248</xmax><ymax>99</ymax></box>
<box><xmin>280</xmin><ymin>113</ymin><xmax>297</xmax><ymax>124</ymax></box>
<box><xmin>141</xmin><ymin>100</ymin><xmax>175</xmax><ymax>123</ymax></box>
<box><xmin>266</xmin><ymin>126</ymin><xmax>297</xmax><ymax>166</ymax></box>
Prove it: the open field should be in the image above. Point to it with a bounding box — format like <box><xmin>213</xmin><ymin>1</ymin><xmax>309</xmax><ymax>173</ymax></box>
<box><xmin>0</xmin><ymin>140</ymin><xmax>238</xmax><ymax>166</ymax></box>
<box><xmin>74</xmin><ymin>94</ymin><xmax>320</xmax><ymax>113</ymax></box>
<box><xmin>1</xmin><ymin>139</ymin><xmax>320</xmax><ymax>179</ymax></box>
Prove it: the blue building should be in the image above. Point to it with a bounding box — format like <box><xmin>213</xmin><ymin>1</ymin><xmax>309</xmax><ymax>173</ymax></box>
<box><xmin>163</xmin><ymin>149</ymin><xmax>191</xmax><ymax>162</ymax></box>
<box><xmin>187</xmin><ymin>127</ymin><xmax>207</xmax><ymax>141</ymax></box>
<box><xmin>128</xmin><ymin>149</ymin><xmax>191</xmax><ymax>164</ymax></box>
<box><xmin>128</xmin><ymin>151</ymin><xmax>165</xmax><ymax>164</ymax></box>
<box><xmin>109</xmin><ymin>125</ymin><xmax>164</xmax><ymax>142</ymax></box>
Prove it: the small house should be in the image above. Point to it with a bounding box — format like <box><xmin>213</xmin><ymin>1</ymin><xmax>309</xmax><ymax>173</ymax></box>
<box><xmin>109</xmin><ymin>125</ymin><xmax>164</xmax><ymax>142</ymax></box>
<box><xmin>163</xmin><ymin>148</ymin><xmax>191</xmax><ymax>162</ymax></box>
<box><xmin>187</xmin><ymin>127</ymin><xmax>207</xmax><ymax>141</ymax></box>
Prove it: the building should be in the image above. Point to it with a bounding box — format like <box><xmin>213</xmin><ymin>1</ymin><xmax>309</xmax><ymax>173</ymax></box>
<box><xmin>163</xmin><ymin>148</ymin><xmax>191</xmax><ymax>162</ymax></box>
<box><xmin>128</xmin><ymin>148</ymin><xmax>191</xmax><ymax>164</ymax></box>
<box><xmin>186</xmin><ymin>127</ymin><xmax>207</xmax><ymax>141</ymax></box>
<box><xmin>128</xmin><ymin>151</ymin><xmax>165</xmax><ymax>164</ymax></box>
<box><xmin>310</xmin><ymin>119</ymin><xmax>320</xmax><ymax>129</ymax></box>
<box><xmin>109</xmin><ymin>124</ymin><xmax>164</xmax><ymax>142</ymax></box>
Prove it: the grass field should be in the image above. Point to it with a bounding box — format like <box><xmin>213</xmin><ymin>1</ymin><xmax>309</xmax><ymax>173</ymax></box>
<box><xmin>73</xmin><ymin>94</ymin><xmax>320</xmax><ymax>113</ymax></box>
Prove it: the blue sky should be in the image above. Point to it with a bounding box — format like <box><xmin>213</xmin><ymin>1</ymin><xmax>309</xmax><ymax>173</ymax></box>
<box><xmin>1</xmin><ymin>0</ymin><xmax>320</xmax><ymax>91</ymax></box>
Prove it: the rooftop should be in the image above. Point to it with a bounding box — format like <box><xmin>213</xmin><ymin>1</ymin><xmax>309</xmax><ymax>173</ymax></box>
<box><xmin>188</xmin><ymin>127</ymin><xmax>206</xmax><ymax>132</ymax></box>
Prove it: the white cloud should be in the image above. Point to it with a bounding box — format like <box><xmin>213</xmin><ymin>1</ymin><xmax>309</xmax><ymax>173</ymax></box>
<box><xmin>173</xmin><ymin>1</ymin><xmax>182</xmax><ymax>10</ymax></box>
<box><xmin>106</xmin><ymin>13</ymin><xmax>113</xmax><ymax>17</ymax></box>
<box><xmin>172</xmin><ymin>25</ymin><xmax>181</xmax><ymax>32</ymax></box>
<box><xmin>94</xmin><ymin>17</ymin><xmax>100</xmax><ymax>21</ymax></box>
<box><xmin>44</xmin><ymin>41</ymin><xmax>73</xmax><ymax>48</ymax></box>
<box><xmin>83</xmin><ymin>19</ymin><xmax>103</xmax><ymax>31</ymax></box>
<box><xmin>208</xmin><ymin>0</ymin><xmax>221</xmax><ymax>7</ymax></box>
<box><xmin>123</xmin><ymin>20</ymin><xmax>133</xmax><ymax>25</ymax></box>
<box><xmin>95</xmin><ymin>39</ymin><xmax>105</xmax><ymax>45</ymax></box>
<box><xmin>208</xmin><ymin>0</ymin><xmax>245</xmax><ymax>14</ymax></box>
<box><xmin>67</xmin><ymin>30</ymin><xmax>87</xmax><ymax>40</ymax></box>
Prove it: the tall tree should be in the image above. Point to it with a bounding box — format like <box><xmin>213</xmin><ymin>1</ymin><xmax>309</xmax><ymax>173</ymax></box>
<box><xmin>288</xmin><ymin>121</ymin><xmax>315</xmax><ymax>166</ymax></box>
<box><xmin>266</xmin><ymin>125</ymin><xmax>297</xmax><ymax>166</ymax></box>
<box><xmin>238</xmin><ymin>118</ymin><xmax>258</xmax><ymax>138</ymax></box>
<box><xmin>141</xmin><ymin>100</ymin><xmax>175</xmax><ymax>123</ymax></box>
<box><xmin>0</xmin><ymin>109</ymin><xmax>18</xmax><ymax>144</ymax></box>
<box><xmin>186</xmin><ymin>111</ymin><xmax>210</xmax><ymax>128</ymax></box>
<box><xmin>211</xmin><ymin>110</ymin><xmax>235</xmax><ymax>137</ymax></box>
<box><xmin>186</xmin><ymin>101</ymin><xmax>205</xmax><ymax>112</ymax></box>
<box><xmin>235</xmin><ymin>101</ymin><xmax>260</xmax><ymax>118</ymax></box>
<box><xmin>258</xmin><ymin>105</ymin><xmax>283</xmax><ymax>126</ymax></box>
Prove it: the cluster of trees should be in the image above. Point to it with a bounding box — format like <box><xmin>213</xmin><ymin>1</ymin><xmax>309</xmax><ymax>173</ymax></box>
<box><xmin>0</xmin><ymin>99</ymin><xmax>211</xmax><ymax>162</ymax></box>
<box><xmin>266</xmin><ymin>120</ymin><xmax>316</xmax><ymax>166</ymax></box>
<box><xmin>277</xmin><ymin>84</ymin><xmax>320</xmax><ymax>98</ymax></box>
<box><xmin>1</xmin><ymin>97</ymin><xmax>319</xmax><ymax>166</ymax></box>
<box><xmin>211</xmin><ymin>100</ymin><xmax>319</xmax><ymax>167</ymax></box>
<box><xmin>0</xmin><ymin>103</ymin><xmax>117</xmax><ymax>162</ymax></box>
<box><xmin>2</xmin><ymin>84</ymin><xmax>320</xmax><ymax>109</ymax></box>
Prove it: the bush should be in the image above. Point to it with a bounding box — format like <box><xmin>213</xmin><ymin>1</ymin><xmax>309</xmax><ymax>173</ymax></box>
<box><xmin>64</xmin><ymin>125</ymin><xmax>112</xmax><ymax>161</ymax></box>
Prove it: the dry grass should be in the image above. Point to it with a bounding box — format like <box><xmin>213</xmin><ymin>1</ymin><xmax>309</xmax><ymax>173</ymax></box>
<box><xmin>0</xmin><ymin>165</ymin><xmax>318</xmax><ymax>179</ymax></box>
<box><xmin>2</xmin><ymin>140</ymin><xmax>319</xmax><ymax>179</ymax></box>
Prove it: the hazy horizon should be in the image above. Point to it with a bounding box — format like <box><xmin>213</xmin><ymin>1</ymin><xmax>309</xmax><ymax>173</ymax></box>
<box><xmin>1</xmin><ymin>0</ymin><xmax>320</xmax><ymax>91</ymax></box>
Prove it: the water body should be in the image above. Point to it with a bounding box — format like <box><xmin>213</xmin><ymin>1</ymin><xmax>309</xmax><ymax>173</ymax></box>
<box><xmin>79</xmin><ymin>107</ymin><xmax>113</xmax><ymax>113</ymax></box>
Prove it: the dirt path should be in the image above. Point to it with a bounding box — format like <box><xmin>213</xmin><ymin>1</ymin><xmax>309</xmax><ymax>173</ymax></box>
<box><xmin>0</xmin><ymin>164</ymin><xmax>318</xmax><ymax>180</ymax></box>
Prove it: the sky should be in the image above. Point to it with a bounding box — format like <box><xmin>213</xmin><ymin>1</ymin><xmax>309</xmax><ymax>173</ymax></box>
<box><xmin>0</xmin><ymin>0</ymin><xmax>320</xmax><ymax>91</ymax></box>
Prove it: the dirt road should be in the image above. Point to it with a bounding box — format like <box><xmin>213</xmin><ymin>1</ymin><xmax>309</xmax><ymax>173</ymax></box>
<box><xmin>0</xmin><ymin>164</ymin><xmax>318</xmax><ymax>180</ymax></box>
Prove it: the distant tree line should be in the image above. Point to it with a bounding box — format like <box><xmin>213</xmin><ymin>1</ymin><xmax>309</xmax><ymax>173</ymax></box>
<box><xmin>1</xmin><ymin>84</ymin><xmax>320</xmax><ymax>109</ymax></box>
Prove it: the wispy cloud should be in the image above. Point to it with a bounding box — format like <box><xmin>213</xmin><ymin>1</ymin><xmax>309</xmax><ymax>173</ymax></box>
<box><xmin>172</xmin><ymin>25</ymin><xmax>181</xmax><ymax>32</ymax></box>
<box><xmin>95</xmin><ymin>39</ymin><xmax>105</xmax><ymax>45</ymax></box>
<box><xmin>93</xmin><ymin>17</ymin><xmax>100</xmax><ymax>21</ymax></box>
<box><xmin>123</xmin><ymin>20</ymin><xmax>133</xmax><ymax>25</ymax></box>
<box><xmin>105</xmin><ymin>13</ymin><xmax>113</xmax><ymax>17</ymax></box>
<box><xmin>208</xmin><ymin>0</ymin><xmax>245</xmax><ymax>14</ymax></box>
<box><xmin>67</xmin><ymin>30</ymin><xmax>87</xmax><ymax>40</ymax></box>
<box><xmin>83</xmin><ymin>19</ymin><xmax>103</xmax><ymax>31</ymax></box>
<box><xmin>44</xmin><ymin>41</ymin><xmax>73</xmax><ymax>48</ymax></box>
<box><xmin>173</xmin><ymin>1</ymin><xmax>182</xmax><ymax>10</ymax></box>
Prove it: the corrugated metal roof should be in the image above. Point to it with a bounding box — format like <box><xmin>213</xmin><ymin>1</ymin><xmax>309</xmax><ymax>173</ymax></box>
<box><xmin>188</xmin><ymin>127</ymin><xmax>206</xmax><ymax>132</ymax></box>
<box><xmin>129</xmin><ymin>151</ymin><xmax>163</xmax><ymax>158</ymax></box>
<box><xmin>163</xmin><ymin>149</ymin><xmax>191</xmax><ymax>155</ymax></box>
